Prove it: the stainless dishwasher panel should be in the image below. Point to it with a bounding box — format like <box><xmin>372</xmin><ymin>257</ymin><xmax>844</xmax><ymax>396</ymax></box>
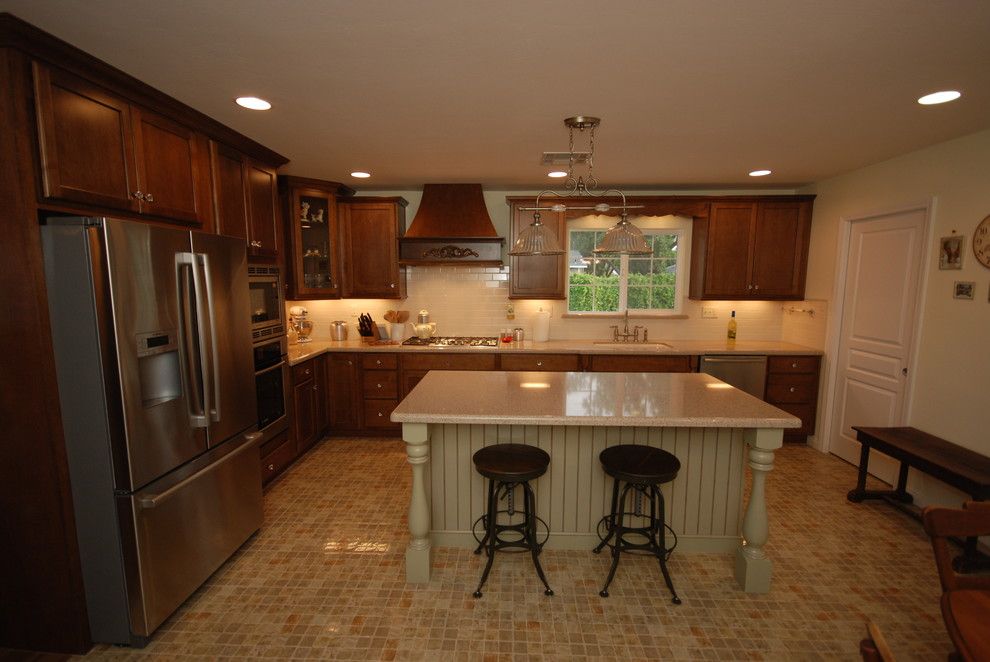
<box><xmin>120</xmin><ymin>434</ymin><xmax>263</xmax><ymax>637</ymax></box>
<box><xmin>700</xmin><ymin>355</ymin><xmax>768</xmax><ymax>398</ymax></box>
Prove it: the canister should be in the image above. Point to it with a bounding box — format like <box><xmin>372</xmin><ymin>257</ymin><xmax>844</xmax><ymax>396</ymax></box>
<box><xmin>513</xmin><ymin>328</ymin><xmax>525</xmax><ymax>342</ymax></box>
<box><xmin>330</xmin><ymin>320</ymin><xmax>348</xmax><ymax>341</ymax></box>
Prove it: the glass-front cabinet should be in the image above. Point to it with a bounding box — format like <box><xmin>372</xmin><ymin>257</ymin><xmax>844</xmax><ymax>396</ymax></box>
<box><xmin>280</xmin><ymin>176</ymin><xmax>354</xmax><ymax>299</ymax></box>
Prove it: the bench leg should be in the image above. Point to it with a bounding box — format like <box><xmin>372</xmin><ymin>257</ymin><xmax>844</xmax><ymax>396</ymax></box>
<box><xmin>847</xmin><ymin>443</ymin><xmax>871</xmax><ymax>502</ymax></box>
<box><xmin>893</xmin><ymin>462</ymin><xmax>913</xmax><ymax>504</ymax></box>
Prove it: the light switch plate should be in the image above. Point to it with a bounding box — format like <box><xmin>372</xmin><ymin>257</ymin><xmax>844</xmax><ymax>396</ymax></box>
<box><xmin>702</xmin><ymin>307</ymin><xmax>717</xmax><ymax>319</ymax></box>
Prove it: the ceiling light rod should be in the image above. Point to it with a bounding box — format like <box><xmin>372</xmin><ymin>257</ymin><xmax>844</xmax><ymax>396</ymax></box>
<box><xmin>508</xmin><ymin>116</ymin><xmax>650</xmax><ymax>256</ymax></box>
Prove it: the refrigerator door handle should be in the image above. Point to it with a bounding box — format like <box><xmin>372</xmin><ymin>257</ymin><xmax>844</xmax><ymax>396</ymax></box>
<box><xmin>198</xmin><ymin>253</ymin><xmax>222</xmax><ymax>424</ymax></box>
<box><xmin>175</xmin><ymin>253</ymin><xmax>208</xmax><ymax>428</ymax></box>
<box><xmin>188</xmin><ymin>252</ymin><xmax>214</xmax><ymax>428</ymax></box>
<box><xmin>137</xmin><ymin>432</ymin><xmax>263</xmax><ymax>509</ymax></box>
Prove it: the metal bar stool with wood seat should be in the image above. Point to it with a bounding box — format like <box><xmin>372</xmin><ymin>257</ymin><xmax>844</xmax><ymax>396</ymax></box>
<box><xmin>593</xmin><ymin>444</ymin><xmax>681</xmax><ymax>603</ymax></box>
<box><xmin>471</xmin><ymin>443</ymin><xmax>554</xmax><ymax>598</ymax></box>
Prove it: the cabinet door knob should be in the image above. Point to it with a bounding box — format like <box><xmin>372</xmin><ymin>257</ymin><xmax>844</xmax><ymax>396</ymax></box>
<box><xmin>377</xmin><ymin>412</ymin><xmax>383</xmax><ymax>417</ymax></box>
<box><xmin>390</xmin><ymin>283</ymin><xmax>395</xmax><ymax>288</ymax></box>
<box><xmin>789</xmin><ymin>387</ymin><xmax>796</xmax><ymax>393</ymax></box>
<box><xmin>753</xmin><ymin>284</ymin><xmax>759</xmax><ymax>290</ymax></box>
<box><xmin>377</xmin><ymin>383</ymin><xmax>383</xmax><ymax>389</ymax></box>
<box><xmin>536</xmin><ymin>361</ymin><xmax>543</xmax><ymax>367</ymax></box>
<box><xmin>376</xmin><ymin>359</ymin><xmax>382</xmax><ymax>366</ymax></box>
<box><xmin>312</xmin><ymin>385</ymin><xmax>318</xmax><ymax>391</ymax></box>
<box><xmin>304</xmin><ymin>368</ymin><xmax>311</xmax><ymax>375</ymax></box>
<box><xmin>267</xmin><ymin>463</ymin><xmax>275</xmax><ymax>471</ymax></box>
<box><xmin>747</xmin><ymin>284</ymin><xmax>753</xmax><ymax>290</ymax></box>
<box><xmin>791</xmin><ymin>362</ymin><xmax>798</xmax><ymax>368</ymax></box>
<box><xmin>133</xmin><ymin>190</ymin><xmax>145</xmax><ymax>200</ymax></box>
<box><xmin>144</xmin><ymin>193</ymin><xmax>154</xmax><ymax>202</ymax></box>
<box><xmin>347</xmin><ymin>360</ymin><xmax>353</xmax><ymax>366</ymax></box>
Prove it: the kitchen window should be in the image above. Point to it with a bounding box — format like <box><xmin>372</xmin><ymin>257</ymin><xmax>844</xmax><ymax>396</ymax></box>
<box><xmin>567</xmin><ymin>215</ymin><xmax>690</xmax><ymax>315</ymax></box>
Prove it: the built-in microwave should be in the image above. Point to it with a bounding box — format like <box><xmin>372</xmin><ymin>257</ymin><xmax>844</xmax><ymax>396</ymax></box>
<box><xmin>248</xmin><ymin>265</ymin><xmax>285</xmax><ymax>342</ymax></box>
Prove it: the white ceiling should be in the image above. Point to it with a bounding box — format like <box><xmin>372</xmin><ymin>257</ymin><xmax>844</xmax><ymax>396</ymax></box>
<box><xmin>3</xmin><ymin>0</ymin><xmax>989</xmax><ymax>189</ymax></box>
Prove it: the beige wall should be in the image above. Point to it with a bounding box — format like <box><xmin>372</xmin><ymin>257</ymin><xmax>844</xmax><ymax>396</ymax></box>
<box><xmin>802</xmin><ymin>129</ymin><xmax>990</xmax><ymax>468</ymax></box>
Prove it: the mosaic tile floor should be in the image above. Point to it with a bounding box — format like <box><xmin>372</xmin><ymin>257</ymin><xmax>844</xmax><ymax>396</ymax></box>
<box><xmin>85</xmin><ymin>439</ymin><xmax>955</xmax><ymax>661</ymax></box>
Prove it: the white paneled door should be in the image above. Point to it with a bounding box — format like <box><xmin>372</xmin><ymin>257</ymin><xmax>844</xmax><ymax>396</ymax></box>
<box><xmin>830</xmin><ymin>206</ymin><xmax>926</xmax><ymax>483</ymax></box>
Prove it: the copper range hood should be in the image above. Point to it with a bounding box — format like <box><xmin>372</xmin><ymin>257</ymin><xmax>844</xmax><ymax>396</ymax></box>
<box><xmin>399</xmin><ymin>184</ymin><xmax>504</xmax><ymax>266</ymax></box>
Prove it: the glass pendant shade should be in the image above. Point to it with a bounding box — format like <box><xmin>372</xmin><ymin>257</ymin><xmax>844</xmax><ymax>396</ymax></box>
<box><xmin>509</xmin><ymin>215</ymin><xmax>564</xmax><ymax>255</ymax></box>
<box><xmin>593</xmin><ymin>215</ymin><xmax>651</xmax><ymax>254</ymax></box>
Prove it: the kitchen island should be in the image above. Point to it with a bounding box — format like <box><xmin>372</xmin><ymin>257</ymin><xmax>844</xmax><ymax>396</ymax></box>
<box><xmin>391</xmin><ymin>370</ymin><xmax>800</xmax><ymax>593</ymax></box>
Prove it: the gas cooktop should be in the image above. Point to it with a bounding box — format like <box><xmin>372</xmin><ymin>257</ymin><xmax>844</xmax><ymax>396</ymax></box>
<box><xmin>402</xmin><ymin>336</ymin><xmax>499</xmax><ymax>347</ymax></box>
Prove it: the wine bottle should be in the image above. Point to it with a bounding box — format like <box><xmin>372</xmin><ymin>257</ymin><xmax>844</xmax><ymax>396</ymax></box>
<box><xmin>727</xmin><ymin>310</ymin><xmax>737</xmax><ymax>340</ymax></box>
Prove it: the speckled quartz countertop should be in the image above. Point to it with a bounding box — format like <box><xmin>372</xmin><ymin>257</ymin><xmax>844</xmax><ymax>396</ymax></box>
<box><xmin>286</xmin><ymin>338</ymin><xmax>820</xmax><ymax>366</ymax></box>
<box><xmin>390</xmin><ymin>370</ymin><xmax>801</xmax><ymax>428</ymax></box>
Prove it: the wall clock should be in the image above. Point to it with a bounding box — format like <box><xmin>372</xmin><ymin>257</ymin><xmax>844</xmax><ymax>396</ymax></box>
<box><xmin>975</xmin><ymin>214</ymin><xmax>990</xmax><ymax>269</ymax></box>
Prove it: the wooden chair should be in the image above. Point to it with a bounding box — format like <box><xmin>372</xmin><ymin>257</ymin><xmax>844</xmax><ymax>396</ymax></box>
<box><xmin>859</xmin><ymin>621</ymin><xmax>895</xmax><ymax>661</ymax></box>
<box><xmin>921</xmin><ymin>501</ymin><xmax>990</xmax><ymax>662</ymax></box>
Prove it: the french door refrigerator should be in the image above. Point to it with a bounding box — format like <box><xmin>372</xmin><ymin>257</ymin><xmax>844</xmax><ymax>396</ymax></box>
<box><xmin>42</xmin><ymin>217</ymin><xmax>263</xmax><ymax>646</ymax></box>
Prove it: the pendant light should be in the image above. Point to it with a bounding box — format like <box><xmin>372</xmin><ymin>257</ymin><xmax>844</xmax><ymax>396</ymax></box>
<box><xmin>509</xmin><ymin>116</ymin><xmax>650</xmax><ymax>256</ymax></box>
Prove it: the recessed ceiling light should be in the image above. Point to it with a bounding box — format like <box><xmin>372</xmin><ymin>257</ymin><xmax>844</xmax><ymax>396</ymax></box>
<box><xmin>350</xmin><ymin>171</ymin><xmax>371</xmax><ymax>178</ymax></box>
<box><xmin>917</xmin><ymin>90</ymin><xmax>961</xmax><ymax>105</ymax></box>
<box><xmin>548</xmin><ymin>171</ymin><xmax>567</xmax><ymax>178</ymax></box>
<box><xmin>235</xmin><ymin>96</ymin><xmax>271</xmax><ymax>110</ymax></box>
<box><xmin>749</xmin><ymin>169</ymin><xmax>772</xmax><ymax>177</ymax></box>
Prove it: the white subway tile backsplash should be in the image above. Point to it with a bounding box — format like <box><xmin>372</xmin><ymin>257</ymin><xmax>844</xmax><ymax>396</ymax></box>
<box><xmin>289</xmin><ymin>265</ymin><xmax>793</xmax><ymax>342</ymax></box>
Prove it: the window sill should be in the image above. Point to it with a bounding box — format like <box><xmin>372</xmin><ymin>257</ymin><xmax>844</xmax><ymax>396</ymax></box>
<box><xmin>561</xmin><ymin>312</ymin><xmax>689</xmax><ymax>320</ymax></box>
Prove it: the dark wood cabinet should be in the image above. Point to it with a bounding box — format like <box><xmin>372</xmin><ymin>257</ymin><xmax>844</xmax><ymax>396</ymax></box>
<box><xmin>764</xmin><ymin>355</ymin><xmax>821</xmax><ymax>442</ymax></box>
<box><xmin>291</xmin><ymin>356</ymin><xmax>324</xmax><ymax>453</ymax></box>
<box><xmin>508</xmin><ymin>200</ymin><xmax>567</xmax><ymax>299</ymax></box>
<box><xmin>361</xmin><ymin>353</ymin><xmax>400</xmax><ymax>433</ymax></box>
<box><xmin>690</xmin><ymin>198</ymin><xmax>813</xmax><ymax>300</ymax></box>
<box><xmin>33</xmin><ymin>61</ymin><xmax>212</xmax><ymax>226</ymax></box>
<box><xmin>210</xmin><ymin>142</ymin><xmax>280</xmax><ymax>260</ymax></box>
<box><xmin>500</xmin><ymin>353</ymin><xmax>581</xmax><ymax>371</ymax></box>
<box><xmin>280</xmin><ymin>176</ymin><xmax>351</xmax><ymax>298</ymax></box>
<box><xmin>339</xmin><ymin>197</ymin><xmax>408</xmax><ymax>299</ymax></box>
<box><xmin>587</xmin><ymin>354</ymin><xmax>697</xmax><ymax>373</ymax></box>
<box><xmin>259</xmin><ymin>429</ymin><xmax>295</xmax><ymax>486</ymax></box>
<box><xmin>326</xmin><ymin>352</ymin><xmax>362</xmax><ymax>431</ymax></box>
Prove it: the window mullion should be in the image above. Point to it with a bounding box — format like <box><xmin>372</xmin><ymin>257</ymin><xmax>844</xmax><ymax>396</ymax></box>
<box><xmin>619</xmin><ymin>254</ymin><xmax>629</xmax><ymax>311</ymax></box>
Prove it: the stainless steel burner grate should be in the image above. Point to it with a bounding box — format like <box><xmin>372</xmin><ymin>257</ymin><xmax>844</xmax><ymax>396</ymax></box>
<box><xmin>401</xmin><ymin>336</ymin><xmax>499</xmax><ymax>347</ymax></box>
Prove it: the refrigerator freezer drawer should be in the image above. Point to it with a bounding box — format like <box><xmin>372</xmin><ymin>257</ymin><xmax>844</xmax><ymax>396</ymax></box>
<box><xmin>122</xmin><ymin>437</ymin><xmax>262</xmax><ymax>638</ymax></box>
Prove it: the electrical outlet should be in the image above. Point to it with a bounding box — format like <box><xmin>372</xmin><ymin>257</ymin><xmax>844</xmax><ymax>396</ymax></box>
<box><xmin>702</xmin><ymin>307</ymin><xmax>717</xmax><ymax>319</ymax></box>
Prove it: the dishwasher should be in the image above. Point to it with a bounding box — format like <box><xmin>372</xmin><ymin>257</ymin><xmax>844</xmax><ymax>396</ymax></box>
<box><xmin>699</xmin><ymin>355</ymin><xmax>768</xmax><ymax>398</ymax></box>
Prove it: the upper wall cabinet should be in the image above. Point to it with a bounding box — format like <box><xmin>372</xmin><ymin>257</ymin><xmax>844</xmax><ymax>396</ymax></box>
<box><xmin>211</xmin><ymin>142</ymin><xmax>279</xmax><ymax>259</ymax></box>
<box><xmin>280</xmin><ymin>176</ymin><xmax>352</xmax><ymax>299</ymax></box>
<box><xmin>339</xmin><ymin>197</ymin><xmax>408</xmax><ymax>299</ymax></box>
<box><xmin>507</xmin><ymin>200</ymin><xmax>567</xmax><ymax>300</ymax></box>
<box><xmin>33</xmin><ymin>62</ymin><xmax>212</xmax><ymax>226</ymax></box>
<box><xmin>689</xmin><ymin>197</ymin><xmax>813</xmax><ymax>300</ymax></box>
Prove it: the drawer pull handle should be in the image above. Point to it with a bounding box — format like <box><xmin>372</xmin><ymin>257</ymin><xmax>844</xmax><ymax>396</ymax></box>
<box><xmin>267</xmin><ymin>463</ymin><xmax>275</xmax><ymax>471</ymax></box>
<box><xmin>312</xmin><ymin>385</ymin><xmax>318</xmax><ymax>392</ymax></box>
<box><xmin>304</xmin><ymin>368</ymin><xmax>311</xmax><ymax>375</ymax></box>
<box><xmin>536</xmin><ymin>361</ymin><xmax>543</xmax><ymax>367</ymax></box>
<box><xmin>376</xmin><ymin>360</ymin><xmax>382</xmax><ymax>366</ymax></box>
<box><xmin>789</xmin><ymin>387</ymin><xmax>796</xmax><ymax>393</ymax></box>
<box><xmin>791</xmin><ymin>362</ymin><xmax>798</xmax><ymax>368</ymax></box>
<box><xmin>378</xmin><ymin>412</ymin><xmax>383</xmax><ymax>417</ymax></box>
<box><xmin>377</xmin><ymin>383</ymin><xmax>383</xmax><ymax>389</ymax></box>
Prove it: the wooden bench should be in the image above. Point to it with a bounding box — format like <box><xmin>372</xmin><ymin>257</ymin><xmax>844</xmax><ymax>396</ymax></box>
<box><xmin>848</xmin><ymin>426</ymin><xmax>990</xmax><ymax>571</ymax></box>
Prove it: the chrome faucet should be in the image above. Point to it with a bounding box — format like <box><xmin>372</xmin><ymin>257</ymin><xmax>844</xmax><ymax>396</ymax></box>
<box><xmin>610</xmin><ymin>310</ymin><xmax>645</xmax><ymax>343</ymax></box>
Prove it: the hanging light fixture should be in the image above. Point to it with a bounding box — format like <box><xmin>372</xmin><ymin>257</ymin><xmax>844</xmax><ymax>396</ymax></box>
<box><xmin>509</xmin><ymin>116</ymin><xmax>650</xmax><ymax>256</ymax></box>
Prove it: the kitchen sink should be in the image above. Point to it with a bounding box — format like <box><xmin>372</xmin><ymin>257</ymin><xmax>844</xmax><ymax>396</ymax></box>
<box><xmin>593</xmin><ymin>341</ymin><xmax>674</xmax><ymax>350</ymax></box>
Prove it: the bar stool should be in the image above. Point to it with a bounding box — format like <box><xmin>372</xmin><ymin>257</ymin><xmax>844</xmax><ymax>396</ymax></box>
<box><xmin>471</xmin><ymin>443</ymin><xmax>554</xmax><ymax>598</ymax></box>
<box><xmin>593</xmin><ymin>444</ymin><xmax>681</xmax><ymax>603</ymax></box>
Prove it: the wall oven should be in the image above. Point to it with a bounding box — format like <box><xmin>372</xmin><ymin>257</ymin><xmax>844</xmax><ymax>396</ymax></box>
<box><xmin>254</xmin><ymin>335</ymin><xmax>289</xmax><ymax>441</ymax></box>
<box><xmin>248</xmin><ymin>265</ymin><xmax>285</xmax><ymax>343</ymax></box>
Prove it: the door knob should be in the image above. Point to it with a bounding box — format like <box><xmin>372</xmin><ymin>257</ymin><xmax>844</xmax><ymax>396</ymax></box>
<box><xmin>133</xmin><ymin>190</ymin><xmax>145</xmax><ymax>200</ymax></box>
<box><xmin>144</xmin><ymin>193</ymin><xmax>154</xmax><ymax>202</ymax></box>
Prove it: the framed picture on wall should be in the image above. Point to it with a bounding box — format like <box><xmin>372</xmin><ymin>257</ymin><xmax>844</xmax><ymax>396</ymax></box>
<box><xmin>953</xmin><ymin>281</ymin><xmax>975</xmax><ymax>299</ymax></box>
<box><xmin>939</xmin><ymin>235</ymin><xmax>964</xmax><ymax>269</ymax></box>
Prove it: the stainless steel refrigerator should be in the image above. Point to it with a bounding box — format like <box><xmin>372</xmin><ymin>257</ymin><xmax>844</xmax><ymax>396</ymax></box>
<box><xmin>42</xmin><ymin>217</ymin><xmax>263</xmax><ymax>646</ymax></box>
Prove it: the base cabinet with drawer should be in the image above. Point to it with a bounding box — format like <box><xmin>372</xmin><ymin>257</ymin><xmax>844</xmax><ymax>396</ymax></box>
<box><xmin>261</xmin><ymin>355</ymin><xmax>327</xmax><ymax>487</ymax></box>
<box><xmin>764</xmin><ymin>355</ymin><xmax>821</xmax><ymax>442</ymax></box>
<box><xmin>586</xmin><ymin>354</ymin><xmax>697</xmax><ymax>373</ymax></box>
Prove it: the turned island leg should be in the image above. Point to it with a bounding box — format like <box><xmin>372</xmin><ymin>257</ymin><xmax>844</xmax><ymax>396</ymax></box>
<box><xmin>735</xmin><ymin>427</ymin><xmax>783</xmax><ymax>593</ymax></box>
<box><xmin>403</xmin><ymin>423</ymin><xmax>432</xmax><ymax>583</ymax></box>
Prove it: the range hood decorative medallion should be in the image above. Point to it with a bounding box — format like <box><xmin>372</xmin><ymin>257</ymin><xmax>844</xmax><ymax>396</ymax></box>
<box><xmin>399</xmin><ymin>184</ymin><xmax>504</xmax><ymax>266</ymax></box>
